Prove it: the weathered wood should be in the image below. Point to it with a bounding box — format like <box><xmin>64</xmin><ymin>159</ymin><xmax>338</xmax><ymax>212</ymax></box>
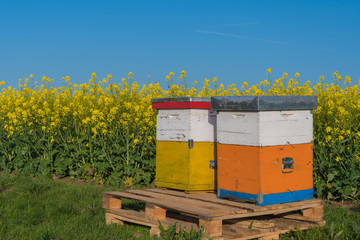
<box><xmin>223</xmin><ymin>225</ymin><xmax>311</xmax><ymax>240</ymax></box>
<box><xmin>262</xmin><ymin>198</ymin><xmax>322</xmax><ymax>211</ymax></box>
<box><xmin>199</xmin><ymin>219</ymin><xmax>223</xmax><ymax>238</ymax></box>
<box><xmin>129</xmin><ymin>189</ymin><xmax>247</xmax><ymax>214</ymax></box>
<box><xmin>145</xmin><ymin>188</ymin><xmax>262</xmax><ymax>212</ymax></box>
<box><xmin>104</xmin><ymin>191</ymin><xmax>220</xmax><ymax>219</ymax></box>
<box><xmin>303</xmin><ymin>205</ymin><xmax>324</xmax><ymax>221</ymax></box>
<box><xmin>212</xmin><ymin>202</ymin><xmax>322</xmax><ymax>220</ymax></box>
<box><xmin>105</xmin><ymin>212</ymin><xmax>124</xmax><ymax>225</ymax></box>
<box><xmin>102</xmin><ymin>194</ymin><xmax>122</xmax><ymax>210</ymax></box>
<box><xmin>149</xmin><ymin>227</ymin><xmax>161</xmax><ymax>237</ymax></box>
<box><xmin>145</xmin><ymin>203</ymin><xmax>166</xmax><ymax>221</ymax></box>
<box><xmin>277</xmin><ymin>212</ymin><xmax>325</xmax><ymax>223</ymax></box>
<box><xmin>103</xmin><ymin>189</ymin><xmax>325</xmax><ymax>240</ymax></box>
<box><xmin>258</xmin><ymin>234</ymin><xmax>279</xmax><ymax>240</ymax></box>
<box><xmin>108</xmin><ymin>208</ymin><xmax>200</xmax><ymax>232</ymax></box>
<box><xmin>108</xmin><ymin>209</ymin><xmax>156</xmax><ymax>227</ymax></box>
<box><xmin>226</xmin><ymin>219</ymin><xmax>275</xmax><ymax>229</ymax></box>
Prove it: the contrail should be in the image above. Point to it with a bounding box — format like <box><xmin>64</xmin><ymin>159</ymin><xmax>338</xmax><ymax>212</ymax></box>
<box><xmin>212</xmin><ymin>22</ymin><xmax>259</xmax><ymax>27</ymax></box>
<box><xmin>195</xmin><ymin>30</ymin><xmax>286</xmax><ymax>45</ymax></box>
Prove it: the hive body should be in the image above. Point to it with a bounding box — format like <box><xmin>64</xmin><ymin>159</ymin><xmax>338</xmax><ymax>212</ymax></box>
<box><xmin>152</xmin><ymin>98</ymin><xmax>216</xmax><ymax>192</ymax></box>
<box><xmin>212</xmin><ymin>96</ymin><xmax>317</xmax><ymax>205</ymax></box>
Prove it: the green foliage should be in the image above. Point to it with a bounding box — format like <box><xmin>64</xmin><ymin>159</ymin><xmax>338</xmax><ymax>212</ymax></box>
<box><xmin>0</xmin><ymin>124</ymin><xmax>156</xmax><ymax>187</ymax></box>
<box><xmin>281</xmin><ymin>206</ymin><xmax>360</xmax><ymax>239</ymax></box>
<box><xmin>157</xmin><ymin>221</ymin><xmax>207</xmax><ymax>240</ymax></box>
<box><xmin>313</xmin><ymin>92</ymin><xmax>360</xmax><ymax>201</ymax></box>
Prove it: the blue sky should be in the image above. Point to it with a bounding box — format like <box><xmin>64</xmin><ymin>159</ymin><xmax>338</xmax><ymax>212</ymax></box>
<box><xmin>0</xmin><ymin>0</ymin><xmax>359</xmax><ymax>88</ymax></box>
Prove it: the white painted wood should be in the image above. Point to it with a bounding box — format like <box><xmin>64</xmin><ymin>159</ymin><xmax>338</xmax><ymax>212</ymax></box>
<box><xmin>217</xmin><ymin>112</ymin><xmax>260</xmax><ymax>146</ymax></box>
<box><xmin>156</xmin><ymin>109</ymin><xmax>216</xmax><ymax>142</ymax></box>
<box><xmin>217</xmin><ymin>110</ymin><xmax>313</xmax><ymax>146</ymax></box>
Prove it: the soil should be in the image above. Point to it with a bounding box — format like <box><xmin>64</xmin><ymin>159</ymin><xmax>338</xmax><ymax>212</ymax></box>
<box><xmin>52</xmin><ymin>175</ymin><xmax>88</xmax><ymax>185</ymax></box>
<box><xmin>325</xmin><ymin>200</ymin><xmax>360</xmax><ymax>213</ymax></box>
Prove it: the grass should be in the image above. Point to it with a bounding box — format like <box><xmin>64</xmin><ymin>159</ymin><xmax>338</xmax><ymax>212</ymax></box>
<box><xmin>0</xmin><ymin>174</ymin><xmax>151</xmax><ymax>240</ymax></box>
<box><xmin>0</xmin><ymin>173</ymin><xmax>359</xmax><ymax>240</ymax></box>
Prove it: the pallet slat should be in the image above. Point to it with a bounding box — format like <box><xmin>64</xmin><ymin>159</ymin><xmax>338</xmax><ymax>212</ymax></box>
<box><xmin>210</xmin><ymin>202</ymin><xmax>322</xmax><ymax>221</ymax></box>
<box><xmin>108</xmin><ymin>208</ymin><xmax>200</xmax><ymax>231</ymax></box>
<box><xmin>103</xmin><ymin>191</ymin><xmax>221</xmax><ymax>219</ymax></box>
<box><xmin>145</xmin><ymin>188</ymin><xmax>263</xmax><ymax>212</ymax></box>
<box><xmin>127</xmin><ymin>189</ymin><xmax>247</xmax><ymax>214</ymax></box>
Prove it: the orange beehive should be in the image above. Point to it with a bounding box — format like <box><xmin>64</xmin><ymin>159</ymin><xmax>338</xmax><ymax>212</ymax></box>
<box><xmin>211</xmin><ymin>95</ymin><xmax>318</xmax><ymax>205</ymax></box>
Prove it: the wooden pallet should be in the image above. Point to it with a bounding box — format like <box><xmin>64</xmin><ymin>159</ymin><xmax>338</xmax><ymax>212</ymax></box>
<box><xmin>103</xmin><ymin>188</ymin><xmax>325</xmax><ymax>240</ymax></box>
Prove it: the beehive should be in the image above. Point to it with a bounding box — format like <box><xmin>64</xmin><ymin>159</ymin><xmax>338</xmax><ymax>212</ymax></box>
<box><xmin>211</xmin><ymin>95</ymin><xmax>318</xmax><ymax>205</ymax></box>
<box><xmin>152</xmin><ymin>97</ymin><xmax>216</xmax><ymax>192</ymax></box>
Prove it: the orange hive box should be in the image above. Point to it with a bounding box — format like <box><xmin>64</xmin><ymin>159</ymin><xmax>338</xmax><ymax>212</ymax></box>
<box><xmin>211</xmin><ymin>95</ymin><xmax>318</xmax><ymax>205</ymax></box>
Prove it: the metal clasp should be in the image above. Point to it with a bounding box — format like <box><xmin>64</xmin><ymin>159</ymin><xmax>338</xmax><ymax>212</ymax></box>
<box><xmin>280</xmin><ymin>141</ymin><xmax>295</xmax><ymax>150</ymax></box>
<box><xmin>188</xmin><ymin>139</ymin><xmax>193</xmax><ymax>149</ymax></box>
<box><xmin>209</xmin><ymin>160</ymin><xmax>217</xmax><ymax>169</ymax></box>
<box><xmin>282</xmin><ymin>157</ymin><xmax>294</xmax><ymax>173</ymax></box>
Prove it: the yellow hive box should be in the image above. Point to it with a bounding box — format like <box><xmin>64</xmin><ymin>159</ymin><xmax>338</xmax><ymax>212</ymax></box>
<box><xmin>155</xmin><ymin>141</ymin><xmax>216</xmax><ymax>192</ymax></box>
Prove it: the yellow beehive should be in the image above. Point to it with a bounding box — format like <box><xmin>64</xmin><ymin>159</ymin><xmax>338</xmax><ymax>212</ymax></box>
<box><xmin>152</xmin><ymin>97</ymin><xmax>216</xmax><ymax>192</ymax></box>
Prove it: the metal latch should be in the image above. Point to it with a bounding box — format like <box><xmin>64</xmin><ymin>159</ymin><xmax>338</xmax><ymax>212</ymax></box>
<box><xmin>209</xmin><ymin>160</ymin><xmax>217</xmax><ymax>169</ymax></box>
<box><xmin>282</xmin><ymin>157</ymin><xmax>294</xmax><ymax>173</ymax></box>
<box><xmin>188</xmin><ymin>139</ymin><xmax>193</xmax><ymax>149</ymax></box>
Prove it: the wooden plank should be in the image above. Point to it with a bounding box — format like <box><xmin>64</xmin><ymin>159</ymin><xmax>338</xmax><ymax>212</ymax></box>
<box><xmin>223</xmin><ymin>224</ymin><xmax>261</xmax><ymax>235</ymax></box>
<box><xmin>108</xmin><ymin>208</ymin><xmax>200</xmax><ymax>231</ymax></box>
<box><xmin>222</xmin><ymin>231</ymin><xmax>246</xmax><ymax>240</ymax></box>
<box><xmin>146</xmin><ymin>188</ymin><xmax>262</xmax><ymax>212</ymax></box>
<box><xmin>108</xmin><ymin>209</ymin><xmax>155</xmax><ymax>227</ymax></box>
<box><xmin>103</xmin><ymin>191</ymin><xmax>220</xmax><ymax>219</ymax></box>
<box><xmin>222</xmin><ymin>224</ymin><xmax>312</xmax><ymax>240</ymax></box>
<box><xmin>277</xmin><ymin>212</ymin><xmax>325</xmax><ymax>223</ymax></box>
<box><xmin>258</xmin><ymin>234</ymin><xmax>279</xmax><ymax>240</ymax></box>
<box><xmin>166</xmin><ymin>211</ymin><xmax>198</xmax><ymax>223</ymax></box>
<box><xmin>128</xmin><ymin>189</ymin><xmax>246</xmax><ymax>214</ymax></box>
<box><xmin>261</xmin><ymin>198</ymin><xmax>322</xmax><ymax>211</ymax></box>
<box><xmin>105</xmin><ymin>212</ymin><xmax>124</xmax><ymax>225</ymax></box>
<box><xmin>226</xmin><ymin>219</ymin><xmax>275</xmax><ymax>229</ymax></box>
<box><xmin>211</xmin><ymin>202</ymin><xmax>322</xmax><ymax>220</ymax></box>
